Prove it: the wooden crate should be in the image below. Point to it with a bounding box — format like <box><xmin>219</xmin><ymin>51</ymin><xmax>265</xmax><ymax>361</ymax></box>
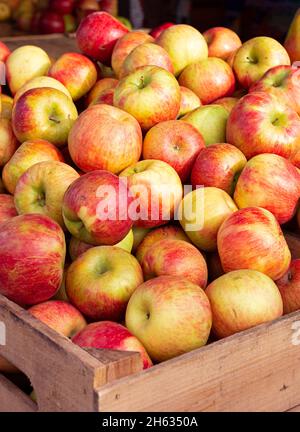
<box><xmin>0</xmin><ymin>234</ymin><xmax>300</xmax><ymax>412</ymax></box>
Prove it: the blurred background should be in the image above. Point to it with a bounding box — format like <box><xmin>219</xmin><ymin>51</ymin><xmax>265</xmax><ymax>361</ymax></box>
<box><xmin>0</xmin><ymin>0</ymin><xmax>298</xmax><ymax>42</ymax></box>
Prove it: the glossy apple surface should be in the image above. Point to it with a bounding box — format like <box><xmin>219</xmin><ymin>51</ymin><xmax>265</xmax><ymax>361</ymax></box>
<box><xmin>66</xmin><ymin>246</ymin><xmax>143</xmax><ymax>321</ymax></box>
<box><xmin>276</xmin><ymin>259</ymin><xmax>300</xmax><ymax>314</ymax></box>
<box><xmin>206</xmin><ymin>269</ymin><xmax>283</xmax><ymax>338</ymax></box>
<box><xmin>0</xmin><ymin>194</ymin><xmax>17</xmax><ymax>224</ymax></box>
<box><xmin>143</xmin><ymin>120</ymin><xmax>205</xmax><ymax>182</ymax></box>
<box><xmin>217</xmin><ymin>207</ymin><xmax>291</xmax><ymax>280</ymax></box>
<box><xmin>203</xmin><ymin>27</ymin><xmax>241</xmax><ymax>60</ymax></box>
<box><xmin>126</xmin><ymin>275</ymin><xmax>212</xmax><ymax>362</ymax></box>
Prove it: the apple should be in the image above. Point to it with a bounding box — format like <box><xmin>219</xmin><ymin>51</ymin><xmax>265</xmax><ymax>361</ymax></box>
<box><xmin>117</xmin><ymin>16</ymin><xmax>132</xmax><ymax>31</ymax></box>
<box><xmin>48</xmin><ymin>53</ymin><xmax>98</xmax><ymax>101</ymax></box>
<box><xmin>2</xmin><ymin>139</ymin><xmax>64</xmax><ymax>195</ymax></box>
<box><xmin>226</xmin><ymin>92</ymin><xmax>300</xmax><ymax>160</ymax></box>
<box><xmin>276</xmin><ymin>259</ymin><xmax>300</xmax><ymax>314</ymax></box>
<box><xmin>76</xmin><ymin>11</ymin><xmax>129</xmax><ymax>64</ymax></box>
<box><xmin>120</xmin><ymin>159</ymin><xmax>183</xmax><ymax>229</ymax></box>
<box><xmin>226</xmin><ymin>49</ymin><xmax>237</xmax><ymax>68</ymax></box>
<box><xmin>68</xmin><ymin>104</ymin><xmax>142</xmax><ymax>173</ymax></box>
<box><xmin>179</xmin><ymin>186</ymin><xmax>237</xmax><ymax>252</ymax></box>
<box><xmin>62</xmin><ymin>170</ymin><xmax>133</xmax><ymax>245</ymax></box>
<box><xmin>73</xmin><ymin>321</ymin><xmax>153</xmax><ymax>369</ymax></box>
<box><xmin>14</xmin><ymin>76</ymin><xmax>72</xmax><ymax>104</ymax></box>
<box><xmin>214</xmin><ymin>96</ymin><xmax>239</xmax><ymax>113</ymax></box>
<box><xmin>132</xmin><ymin>226</ymin><xmax>150</xmax><ymax>254</ymax></box>
<box><xmin>0</xmin><ymin>41</ymin><xmax>10</xmax><ymax>62</ymax></box>
<box><xmin>179</xmin><ymin>57</ymin><xmax>235</xmax><ymax>104</ymax></box>
<box><xmin>0</xmin><ymin>119</ymin><xmax>18</xmax><ymax>168</ymax></box>
<box><xmin>17</xmin><ymin>12</ymin><xmax>34</xmax><ymax>32</ymax></box>
<box><xmin>28</xmin><ymin>300</ymin><xmax>86</xmax><ymax>338</ymax></box>
<box><xmin>0</xmin><ymin>94</ymin><xmax>13</xmax><ymax>120</ymax></box>
<box><xmin>141</xmin><ymin>239</ymin><xmax>208</xmax><ymax>288</ymax></box>
<box><xmin>136</xmin><ymin>224</ymin><xmax>190</xmax><ymax>263</ymax></box>
<box><xmin>68</xmin><ymin>229</ymin><xmax>134</xmax><ymax>260</ymax></box>
<box><xmin>0</xmin><ymin>214</ymin><xmax>66</xmax><ymax>305</ymax></box>
<box><xmin>86</xmin><ymin>78</ymin><xmax>118</xmax><ymax>106</ymax></box>
<box><xmin>38</xmin><ymin>11</ymin><xmax>65</xmax><ymax>34</ymax></box>
<box><xmin>0</xmin><ymin>194</ymin><xmax>17</xmax><ymax>224</ymax></box>
<box><xmin>12</xmin><ymin>87</ymin><xmax>78</xmax><ymax>147</ymax></box>
<box><xmin>234</xmin><ymin>154</ymin><xmax>300</xmax><ymax>225</ymax></box>
<box><xmin>53</xmin><ymin>266</ymin><xmax>69</xmax><ymax>302</ymax></box>
<box><xmin>66</xmin><ymin>245</ymin><xmax>143</xmax><ymax>321</ymax></box>
<box><xmin>284</xmin><ymin>8</ymin><xmax>300</xmax><ymax>63</ymax></box>
<box><xmin>125</xmin><ymin>275</ymin><xmax>212</xmax><ymax>362</ymax></box>
<box><xmin>156</xmin><ymin>24</ymin><xmax>208</xmax><ymax>76</ymax></box>
<box><xmin>0</xmin><ymin>2</ymin><xmax>11</xmax><ymax>22</ymax></box>
<box><xmin>6</xmin><ymin>45</ymin><xmax>51</xmax><ymax>95</ymax></box>
<box><xmin>206</xmin><ymin>269</ymin><xmax>283</xmax><ymax>339</ymax></box>
<box><xmin>233</xmin><ymin>36</ymin><xmax>290</xmax><ymax>89</ymax></box>
<box><xmin>178</xmin><ymin>86</ymin><xmax>201</xmax><ymax>118</ymax></box>
<box><xmin>203</xmin><ymin>27</ymin><xmax>242</xmax><ymax>60</ymax></box>
<box><xmin>249</xmin><ymin>65</ymin><xmax>300</xmax><ymax>115</ymax></box>
<box><xmin>150</xmin><ymin>22</ymin><xmax>175</xmax><ymax>39</ymax></box>
<box><xmin>182</xmin><ymin>105</ymin><xmax>229</xmax><ymax>146</ymax></box>
<box><xmin>143</xmin><ymin>120</ymin><xmax>205</xmax><ymax>182</ymax></box>
<box><xmin>49</xmin><ymin>0</ymin><xmax>74</xmax><ymax>15</ymax></box>
<box><xmin>191</xmin><ymin>143</ymin><xmax>247</xmax><ymax>195</ymax></box>
<box><xmin>111</xmin><ymin>31</ymin><xmax>154</xmax><ymax>78</ymax></box>
<box><xmin>14</xmin><ymin>161</ymin><xmax>79</xmax><ymax>228</ymax></box>
<box><xmin>114</xmin><ymin>65</ymin><xmax>181</xmax><ymax>131</ymax></box>
<box><xmin>99</xmin><ymin>0</ymin><xmax>118</xmax><ymax>16</ymax></box>
<box><xmin>119</xmin><ymin>43</ymin><xmax>174</xmax><ymax>78</ymax></box>
<box><xmin>217</xmin><ymin>207</ymin><xmax>291</xmax><ymax>280</ymax></box>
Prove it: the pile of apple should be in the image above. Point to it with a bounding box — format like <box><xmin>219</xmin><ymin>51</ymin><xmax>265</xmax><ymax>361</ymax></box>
<box><xmin>1</xmin><ymin>10</ymin><xmax>300</xmax><ymax>377</ymax></box>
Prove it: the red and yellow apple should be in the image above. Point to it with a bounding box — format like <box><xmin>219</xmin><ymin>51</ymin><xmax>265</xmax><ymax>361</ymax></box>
<box><xmin>2</xmin><ymin>139</ymin><xmax>64</xmax><ymax>194</ymax></box>
<box><xmin>141</xmin><ymin>239</ymin><xmax>208</xmax><ymax>287</ymax></box>
<box><xmin>284</xmin><ymin>8</ymin><xmax>300</xmax><ymax>63</ymax></box>
<box><xmin>142</xmin><ymin>120</ymin><xmax>205</xmax><ymax>182</ymax></box>
<box><xmin>206</xmin><ymin>269</ymin><xmax>283</xmax><ymax>338</ymax></box>
<box><xmin>73</xmin><ymin>321</ymin><xmax>153</xmax><ymax>369</ymax></box>
<box><xmin>179</xmin><ymin>57</ymin><xmax>235</xmax><ymax>104</ymax></box>
<box><xmin>28</xmin><ymin>300</ymin><xmax>86</xmax><ymax>338</ymax></box>
<box><xmin>136</xmin><ymin>224</ymin><xmax>190</xmax><ymax>263</ymax></box>
<box><xmin>66</xmin><ymin>245</ymin><xmax>143</xmax><ymax>321</ymax></box>
<box><xmin>0</xmin><ymin>214</ymin><xmax>66</xmax><ymax>305</ymax></box>
<box><xmin>120</xmin><ymin>159</ymin><xmax>183</xmax><ymax>229</ymax></box>
<box><xmin>203</xmin><ymin>26</ymin><xmax>242</xmax><ymax>60</ymax></box>
<box><xmin>156</xmin><ymin>24</ymin><xmax>208</xmax><ymax>76</ymax></box>
<box><xmin>0</xmin><ymin>94</ymin><xmax>13</xmax><ymax>120</ymax></box>
<box><xmin>0</xmin><ymin>41</ymin><xmax>10</xmax><ymax>62</ymax></box>
<box><xmin>233</xmin><ymin>36</ymin><xmax>290</xmax><ymax>88</ymax></box>
<box><xmin>12</xmin><ymin>87</ymin><xmax>78</xmax><ymax>147</ymax></box>
<box><xmin>114</xmin><ymin>65</ymin><xmax>181</xmax><ymax>131</ymax></box>
<box><xmin>48</xmin><ymin>52</ymin><xmax>98</xmax><ymax>101</ymax></box>
<box><xmin>76</xmin><ymin>11</ymin><xmax>129</xmax><ymax>63</ymax></box>
<box><xmin>234</xmin><ymin>154</ymin><xmax>300</xmax><ymax>225</ymax></box>
<box><xmin>226</xmin><ymin>92</ymin><xmax>300</xmax><ymax>159</ymax></box>
<box><xmin>14</xmin><ymin>76</ymin><xmax>72</xmax><ymax>105</ymax></box>
<box><xmin>68</xmin><ymin>104</ymin><xmax>142</xmax><ymax>173</ymax></box>
<box><xmin>191</xmin><ymin>143</ymin><xmax>247</xmax><ymax>195</ymax></box>
<box><xmin>214</xmin><ymin>96</ymin><xmax>239</xmax><ymax>113</ymax></box>
<box><xmin>14</xmin><ymin>161</ymin><xmax>79</xmax><ymax>228</ymax></box>
<box><xmin>119</xmin><ymin>42</ymin><xmax>174</xmax><ymax>78</ymax></box>
<box><xmin>125</xmin><ymin>275</ymin><xmax>212</xmax><ymax>362</ymax></box>
<box><xmin>217</xmin><ymin>207</ymin><xmax>291</xmax><ymax>280</ymax></box>
<box><xmin>111</xmin><ymin>30</ymin><xmax>154</xmax><ymax>78</ymax></box>
<box><xmin>249</xmin><ymin>65</ymin><xmax>300</xmax><ymax>115</ymax></box>
<box><xmin>62</xmin><ymin>170</ymin><xmax>133</xmax><ymax>245</ymax></box>
<box><xmin>6</xmin><ymin>45</ymin><xmax>51</xmax><ymax>95</ymax></box>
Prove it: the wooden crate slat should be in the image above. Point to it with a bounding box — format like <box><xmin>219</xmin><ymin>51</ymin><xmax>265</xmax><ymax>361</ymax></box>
<box><xmin>0</xmin><ymin>295</ymin><xmax>142</xmax><ymax>412</ymax></box>
<box><xmin>0</xmin><ymin>374</ymin><xmax>36</xmax><ymax>412</ymax></box>
<box><xmin>97</xmin><ymin>311</ymin><xmax>300</xmax><ymax>412</ymax></box>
